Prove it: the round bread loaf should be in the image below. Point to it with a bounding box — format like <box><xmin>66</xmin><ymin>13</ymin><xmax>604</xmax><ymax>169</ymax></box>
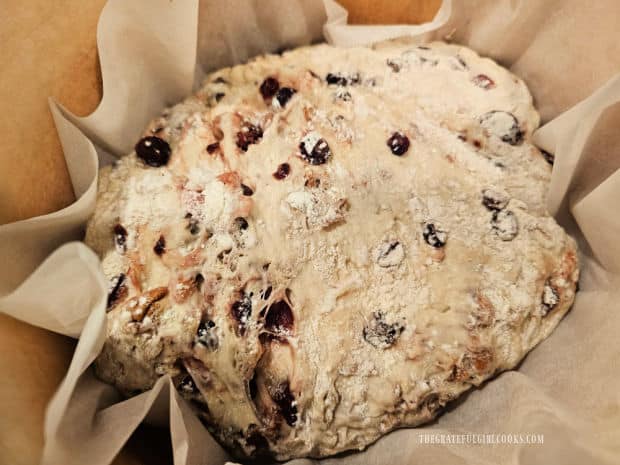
<box><xmin>85</xmin><ymin>40</ymin><xmax>578</xmax><ymax>460</ymax></box>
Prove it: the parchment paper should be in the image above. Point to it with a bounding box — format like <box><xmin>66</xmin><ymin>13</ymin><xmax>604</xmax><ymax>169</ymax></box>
<box><xmin>1</xmin><ymin>1</ymin><xmax>619</xmax><ymax>464</ymax></box>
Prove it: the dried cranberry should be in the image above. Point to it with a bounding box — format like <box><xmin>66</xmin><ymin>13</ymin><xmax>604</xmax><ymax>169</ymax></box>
<box><xmin>113</xmin><ymin>224</ymin><xmax>128</xmax><ymax>253</ymax></box>
<box><xmin>423</xmin><ymin>223</ymin><xmax>447</xmax><ymax>248</ymax></box>
<box><xmin>481</xmin><ymin>188</ymin><xmax>509</xmax><ymax>211</ymax></box>
<box><xmin>248</xmin><ymin>373</ymin><xmax>258</xmax><ymax>399</ymax></box>
<box><xmin>386</xmin><ymin>59</ymin><xmax>401</xmax><ymax>72</ymax></box>
<box><xmin>135</xmin><ymin>136</ymin><xmax>171</xmax><ymax>167</ymax></box>
<box><xmin>153</xmin><ymin>235</ymin><xmax>166</xmax><ymax>255</ymax></box>
<box><xmin>196</xmin><ymin>320</ymin><xmax>218</xmax><ymax>350</ymax></box>
<box><xmin>491</xmin><ymin>210</ymin><xmax>518</xmax><ymax>241</ymax></box>
<box><xmin>479</xmin><ymin>111</ymin><xmax>523</xmax><ymax>145</ymax></box>
<box><xmin>184</xmin><ymin>213</ymin><xmax>200</xmax><ymax>235</ymax></box>
<box><xmin>325</xmin><ymin>72</ymin><xmax>360</xmax><ymax>85</ymax></box>
<box><xmin>240</xmin><ymin>183</ymin><xmax>254</xmax><ymax>196</ymax></box>
<box><xmin>264</xmin><ymin>300</ymin><xmax>294</xmax><ymax>334</ymax></box>
<box><xmin>188</xmin><ymin>220</ymin><xmax>200</xmax><ymax>235</ymax></box>
<box><xmin>387</xmin><ymin>132</ymin><xmax>410</xmax><ymax>156</ymax></box>
<box><xmin>231</xmin><ymin>294</ymin><xmax>252</xmax><ymax>333</ymax></box>
<box><xmin>273</xmin><ymin>163</ymin><xmax>290</xmax><ymax>180</ymax></box>
<box><xmin>472</xmin><ymin>74</ymin><xmax>495</xmax><ymax>90</ymax></box>
<box><xmin>300</xmin><ymin>134</ymin><xmax>331</xmax><ymax>165</ymax></box>
<box><xmin>275</xmin><ymin>87</ymin><xmax>296</xmax><ymax>107</ymax></box>
<box><xmin>363</xmin><ymin>312</ymin><xmax>405</xmax><ymax>349</ymax></box>
<box><xmin>206</xmin><ymin>142</ymin><xmax>220</xmax><ymax>154</ymax></box>
<box><xmin>326</xmin><ymin>73</ymin><xmax>348</xmax><ymax>86</ymax></box>
<box><xmin>107</xmin><ymin>274</ymin><xmax>127</xmax><ymax>309</ymax></box>
<box><xmin>259</xmin><ymin>332</ymin><xmax>281</xmax><ymax>344</ymax></box>
<box><xmin>236</xmin><ymin>123</ymin><xmax>263</xmax><ymax>152</ymax></box>
<box><xmin>260</xmin><ymin>77</ymin><xmax>280</xmax><ymax>99</ymax></box>
<box><xmin>540</xmin><ymin>149</ymin><xmax>555</xmax><ymax>165</ymax></box>
<box><xmin>270</xmin><ymin>381</ymin><xmax>298</xmax><ymax>426</ymax></box>
<box><xmin>235</xmin><ymin>217</ymin><xmax>249</xmax><ymax>230</ymax></box>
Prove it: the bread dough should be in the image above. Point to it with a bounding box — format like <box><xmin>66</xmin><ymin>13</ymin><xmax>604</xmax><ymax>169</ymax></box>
<box><xmin>85</xmin><ymin>39</ymin><xmax>578</xmax><ymax>460</ymax></box>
